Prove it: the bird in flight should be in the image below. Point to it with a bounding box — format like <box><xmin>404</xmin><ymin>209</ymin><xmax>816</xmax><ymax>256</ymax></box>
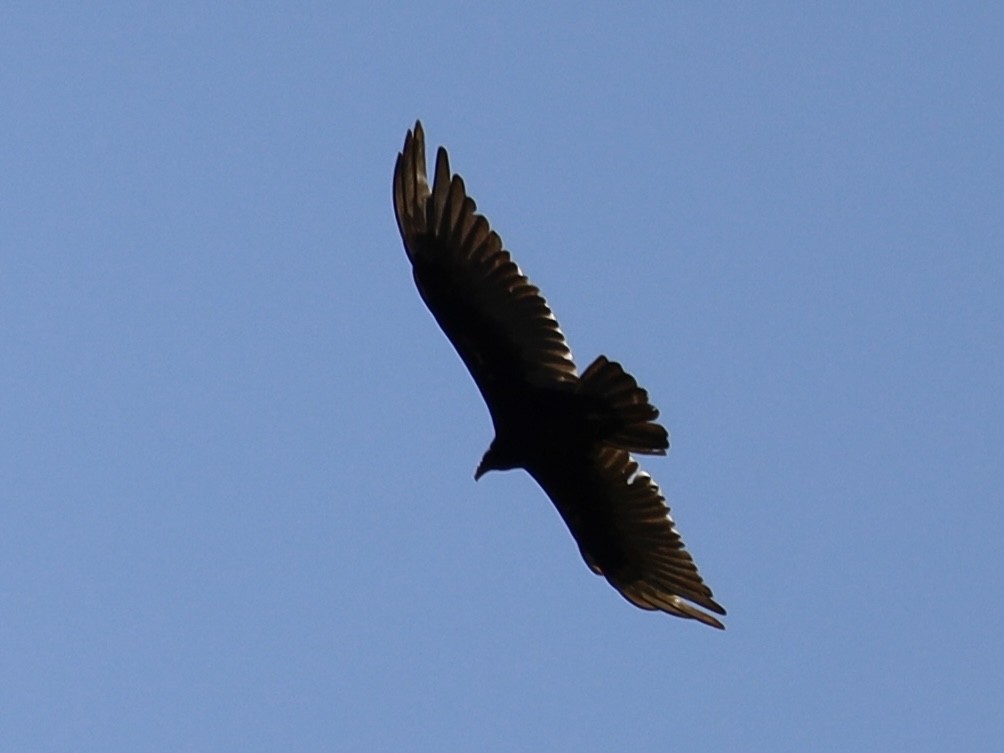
<box><xmin>393</xmin><ymin>122</ymin><xmax>725</xmax><ymax>628</ymax></box>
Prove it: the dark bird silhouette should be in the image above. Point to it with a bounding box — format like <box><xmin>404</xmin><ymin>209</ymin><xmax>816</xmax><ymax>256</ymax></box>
<box><xmin>393</xmin><ymin>122</ymin><xmax>726</xmax><ymax>628</ymax></box>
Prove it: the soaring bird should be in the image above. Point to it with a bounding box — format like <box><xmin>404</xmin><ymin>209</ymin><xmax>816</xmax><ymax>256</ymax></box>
<box><xmin>393</xmin><ymin>122</ymin><xmax>725</xmax><ymax>628</ymax></box>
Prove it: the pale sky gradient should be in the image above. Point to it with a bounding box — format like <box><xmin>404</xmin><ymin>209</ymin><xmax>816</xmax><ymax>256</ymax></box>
<box><xmin>3</xmin><ymin>3</ymin><xmax>1002</xmax><ymax>751</ymax></box>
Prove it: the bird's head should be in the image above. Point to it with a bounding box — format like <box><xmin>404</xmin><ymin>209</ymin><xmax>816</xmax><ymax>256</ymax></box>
<box><xmin>474</xmin><ymin>441</ymin><xmax>517</xmax><ymax>480</ymax></box>
<box><xmin>474</xmin><ymin>449</ymin><xmax>497</xmax><ymax>481</ymax></box>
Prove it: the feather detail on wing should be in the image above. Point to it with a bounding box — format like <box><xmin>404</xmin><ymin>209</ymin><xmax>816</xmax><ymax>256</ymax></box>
<box><xmin>528</xmin><ymin>447</ymin><xmax>726</xmax><ymax>629</ymax></box>
<box><xmin>393</xmin><ymin>122</ymin><xmax>579</xmax><ymax>408</ymax></box>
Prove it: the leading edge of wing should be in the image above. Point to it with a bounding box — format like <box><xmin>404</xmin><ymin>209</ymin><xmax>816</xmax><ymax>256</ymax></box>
<box><xmin>393</xmin><ymin>122</ymin><xmax>579</xmax><ymax>401</ymax></box>
<box><xmin>528</xmin><ymin>447</ymin><xmax>726</xmax><ymax>629</ymax></box>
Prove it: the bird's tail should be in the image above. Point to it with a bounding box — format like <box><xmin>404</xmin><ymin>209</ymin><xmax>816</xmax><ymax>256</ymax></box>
<box><xmin>578</xmin><ymin>356</ymin><xmax>669</xmax><ymax>455</ymax></box>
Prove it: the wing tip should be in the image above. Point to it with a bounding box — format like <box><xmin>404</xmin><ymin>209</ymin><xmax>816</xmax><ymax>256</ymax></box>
<box><xmin>394</xmin><ymin>120</ymin><xmax>433</xmax><ymax>256</ymax></box>
<box><xmin>619</xmin><ymin>582</ymin><xmax>727</xmax><ymax>629</ymax></box>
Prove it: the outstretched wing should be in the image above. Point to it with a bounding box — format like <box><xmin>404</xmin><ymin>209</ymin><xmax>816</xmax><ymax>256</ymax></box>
<box><xmin>393</xmin><ymin>122</ymin><xmax>578</xmax><ymax>412</ymax></box>
<box><xmin>528</xmin><ymin>447</ymin><xmax>726</xmax><ymax>628</ymax></box>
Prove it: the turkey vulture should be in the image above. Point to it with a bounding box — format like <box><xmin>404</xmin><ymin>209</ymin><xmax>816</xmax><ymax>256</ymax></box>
<box><xmin>393</xmin><ymin>122</ymin><xmax>726</xmax><ymax>629</ymax></box>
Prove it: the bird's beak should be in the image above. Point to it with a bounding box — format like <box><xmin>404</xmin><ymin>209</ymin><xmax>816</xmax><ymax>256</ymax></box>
<box><xmin>474</xmin><ymin>462</ymin><xmax>487</xmax><ymax>481</ymax></box>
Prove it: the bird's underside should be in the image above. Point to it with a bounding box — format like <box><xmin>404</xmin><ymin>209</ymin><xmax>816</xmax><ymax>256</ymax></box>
<box><xmin>393</xmin><ymin>121</ymin><xmax>726</xmax><ymax>629</ymax></box>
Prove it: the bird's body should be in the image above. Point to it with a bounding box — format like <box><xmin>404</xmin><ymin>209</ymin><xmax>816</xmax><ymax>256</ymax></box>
<box><xmin>393</xmin><ymin>122</ymin><xmax>725</xmax><ymax>628</ymax></box>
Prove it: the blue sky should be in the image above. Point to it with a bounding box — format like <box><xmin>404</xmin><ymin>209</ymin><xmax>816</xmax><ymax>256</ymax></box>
<box><xmin>3</xmin><ymin>3</ymin><xmax>1002</xmax><ymax>751</ymax></box>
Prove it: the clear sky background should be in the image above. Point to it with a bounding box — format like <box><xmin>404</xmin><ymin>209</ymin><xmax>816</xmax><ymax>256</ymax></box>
<box><xmin>3</xmin><ymin>3</ymin><xmax>1002</xmax><ymax>751</ymax></box>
